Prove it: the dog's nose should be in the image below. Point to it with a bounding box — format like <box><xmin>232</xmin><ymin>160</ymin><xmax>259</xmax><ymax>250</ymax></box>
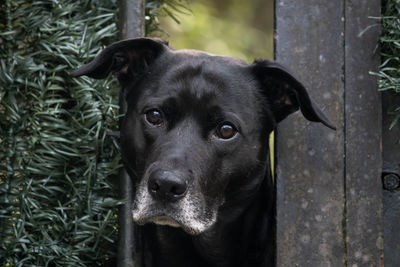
<box><xmin>148</xmin><ymin>170</ymin><xmax>188</xmax><ymax>201</ymax></box>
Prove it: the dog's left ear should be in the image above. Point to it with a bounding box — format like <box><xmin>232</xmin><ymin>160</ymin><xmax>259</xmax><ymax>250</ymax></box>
<box><xmin>70</xmin><ymin>37</ymin><xmax>168</xmax><ymax>82</ymax></box>
<box><xmin>251</xmin><ymin>60</ymin><xmax>336</xmax><ymax>130</ymax></box>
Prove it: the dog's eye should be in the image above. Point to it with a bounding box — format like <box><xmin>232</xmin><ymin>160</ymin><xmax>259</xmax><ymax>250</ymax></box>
<box><xmin>215</xmin><ymin>123</ymin><xmax>237</xmax><ymax>139</ymax></box>
<box><xmin>145</xmin><ymin>109</ymin><xmax>164</xmax><ymax>126</ymax></box>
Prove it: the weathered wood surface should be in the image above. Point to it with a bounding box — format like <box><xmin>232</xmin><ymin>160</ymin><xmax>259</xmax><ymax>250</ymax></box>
<box><xmin>275</xmin><ymin>1</ymin><xmax>345</xmax><ymax>266</ymax></box>
<box><xmin>382</xmin><ymin>93</ymin><xmax>400</xmax><ymax>267</ymax></box>
<box><xmin>344</xmin><ymin>1</ymin><xmax>383</xmax><ymax>266</ymax></box>
<box><xmin>120</xmin><ymin>0</ymin><xmax>145</xmax><ymax>40</ymax></box>
<box><xmin>275</xmin><ymin>0</ymin><xmax>382</xmax><ymax>266</ymax></box>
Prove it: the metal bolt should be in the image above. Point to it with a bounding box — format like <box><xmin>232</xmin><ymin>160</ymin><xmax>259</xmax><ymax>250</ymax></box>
<box><xmin>382</xmin><ymin>173</ymin><xmax>400</xmax><ymax>191</ymax></box>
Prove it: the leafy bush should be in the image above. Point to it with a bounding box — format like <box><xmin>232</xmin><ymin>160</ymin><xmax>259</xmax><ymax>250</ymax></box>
<box><xmin>376</xmin><ymin>0</ymin><xmax>400</xmax><ymax>128</ymax></box>
<box><xmin>0</xmin><ymin>0</ymin><xmax>188</xmax><ymax>266</ymax></box>
<box><xmin>0</xmin><ymin>1</ymin><xmax>121</xmax><ymax>266</ymax></box>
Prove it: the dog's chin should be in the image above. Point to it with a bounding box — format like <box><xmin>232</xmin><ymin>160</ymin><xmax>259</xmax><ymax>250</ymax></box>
<box><xmin>133</xmin><ymin>212</ymin><xmax>214</xmax><ymax>235</ymax></box>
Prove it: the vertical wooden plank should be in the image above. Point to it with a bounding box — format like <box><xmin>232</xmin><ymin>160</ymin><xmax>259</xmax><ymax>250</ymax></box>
<box><xmin>275</xmin><ymin>1</ymin><xmax>345</xmax><ymax>266</ymax></box>
<box><xmin>118</xmin><ymin>1</ymin><xmax>145</xmax><ymax>266</ymax></box>
<box><xmin>382</xmin><ymin>93</ymin><xmax>400</xmax><ymax>266</ymax></box>
<box><xmin>118</xmin><ymin>169</ymin><xmax>136</xmax><ymax>267</ymax></box>
<box><xmin>276</xmin><ymin>0</ymin><xmax>383</xmax><ymax>266</ymax></box>
<box><xmin>344</xmin><ymin>1</ymin><xmax>383</xmax><ymax>266</ymax></box>
<box><xmin>120</xmin><ymin>0</ymin><xmax>145</xmax><ymax>39</ymax></box>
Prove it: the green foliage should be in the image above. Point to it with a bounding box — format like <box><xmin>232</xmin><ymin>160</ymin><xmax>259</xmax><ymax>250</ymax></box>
<box><xmin>375</xmin><ymin>0</ymin><xmax>400</xmax><ymax>128</ymax></box>
<box><xmin>156</xmin><ymin>0</ymin><xmax>274</xmax><ymax>62</ymax></box>
<box><xmin>146</xmin><ymin>0</ymin><xmax>191</xmax><ymax>35</ymax></box>
<box><xmin>0</xmin><ymin>1</ymin><xmax>121</xmax><ymax>266</ymax></box>
<box><xmin>0</xmin><ymin>0</ymin><xmax>190</xmax><ymax>265</ymax></box>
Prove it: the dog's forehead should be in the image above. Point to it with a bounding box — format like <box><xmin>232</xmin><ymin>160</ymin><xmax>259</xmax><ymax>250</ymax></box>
<box><xmin>141</xmin><ymin>49</ymin><xmax>259</xmax><ymax>109</ymax></box>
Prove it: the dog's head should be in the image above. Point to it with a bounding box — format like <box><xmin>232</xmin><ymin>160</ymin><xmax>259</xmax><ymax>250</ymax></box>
<box><xmin>71</xmin><ymin>38</ymin><xmax>335</xmax><ymax>235</ymax></box>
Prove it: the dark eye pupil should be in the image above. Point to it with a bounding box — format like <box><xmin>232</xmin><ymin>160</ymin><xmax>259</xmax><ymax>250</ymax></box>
<box><xmin>145</xmin><ymin>110</ymin><xmax>163</xmax><ymax>125</ymax></box>
<box><xmin>218</xmin><ymin>124</ymin><xmax>235</xmax><ymax>139</ymax></box>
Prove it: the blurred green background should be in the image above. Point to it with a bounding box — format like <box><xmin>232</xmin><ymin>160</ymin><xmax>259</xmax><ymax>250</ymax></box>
<box><xmin>153</xmin><ymin>0</ymin><xmax>274</xmax><ymax>62</ymax></box>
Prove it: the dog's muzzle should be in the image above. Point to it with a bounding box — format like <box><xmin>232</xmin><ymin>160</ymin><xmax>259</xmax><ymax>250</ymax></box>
<box><xmin>132</xmin><ymin>168</ymin><xmax>219</xmax><ymax>235</ymax></box>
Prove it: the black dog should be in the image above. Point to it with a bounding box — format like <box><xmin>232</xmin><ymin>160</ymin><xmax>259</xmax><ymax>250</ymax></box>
<box><xmin>71</xmin><ymin>38</ymin><xmax>335</xmax><ymax>267</ymax></box>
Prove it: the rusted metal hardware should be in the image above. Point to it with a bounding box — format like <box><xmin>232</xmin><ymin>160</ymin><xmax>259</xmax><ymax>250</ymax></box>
<box><xmin>382</xmin><ymin>172</ymin><xmax>400</xmax><ymax>191</ymax></box>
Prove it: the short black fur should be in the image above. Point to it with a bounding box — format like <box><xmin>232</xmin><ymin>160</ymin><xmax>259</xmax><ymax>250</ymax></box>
<box><xmin>71</xmin><ymin>37</ymin><xmax>335</xmax><ymax>267</ymax></box>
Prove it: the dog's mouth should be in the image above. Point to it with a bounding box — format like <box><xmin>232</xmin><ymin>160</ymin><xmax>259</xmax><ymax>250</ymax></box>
<box><xmin>132</xmin><ymin>198</ymin><xmax>218</xmax><ymax>235</ymax></box>
<box><xmin>142</xmin><ymin>215</ymin><xmax>181</xmax><ymax>228</ymax></box>
<box><xmin>133</xmin><ymin>212</ymin><xmax>208</xmax><ymax>235</ymax></box>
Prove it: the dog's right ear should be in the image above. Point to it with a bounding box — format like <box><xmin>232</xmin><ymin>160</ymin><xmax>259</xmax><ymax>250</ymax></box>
<box><xmin>70</xmin><ymin>37</ymin><xmax>168</xmax><ymax>81</ymax></box>
<box><xmin>251</xmin><ymin>60</ymin><xmax>336</xmax><ymax>130</ymax></box>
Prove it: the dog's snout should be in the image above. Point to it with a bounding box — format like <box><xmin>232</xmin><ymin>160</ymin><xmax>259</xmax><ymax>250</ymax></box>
<box><xmin>148</xmin><ymin>170</ymin><xmax>188</xmax><ymax>201</ymax></box>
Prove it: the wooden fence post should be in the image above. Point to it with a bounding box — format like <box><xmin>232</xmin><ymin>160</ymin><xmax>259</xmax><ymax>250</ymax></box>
<box><xmin>118</xmin><ymin>1</ymin><xmax>145</xmax><ymax>266</ymax></box>
<box><xmin>275</xmin><ymin>0</ymin><xmax>382</xmax><ymax>266</ymax></box>
<box><xmin>382</xmin><ymin>93</ymin><xmax>400</xmax><ymax>266</ymax></box>
<box><xmin>344</xmin><ymin>1</ymin><xmax>382</xmax><ymax>266</ymax></box>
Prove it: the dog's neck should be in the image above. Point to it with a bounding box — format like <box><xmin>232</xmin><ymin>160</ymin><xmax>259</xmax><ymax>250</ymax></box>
<box><xmin>139</xmin><ymin>173</ymin><xmax>275</xmax><ymax>267</ymax></box>
<box><xmin>192</xmin><ymin>195</ymin><xmax>266</xmax><ymax>266</ymax></box>
<box><xmin>195</xmin><ymin>175</ymin><xmax>275</xmax><ymax>267</ymax></box>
